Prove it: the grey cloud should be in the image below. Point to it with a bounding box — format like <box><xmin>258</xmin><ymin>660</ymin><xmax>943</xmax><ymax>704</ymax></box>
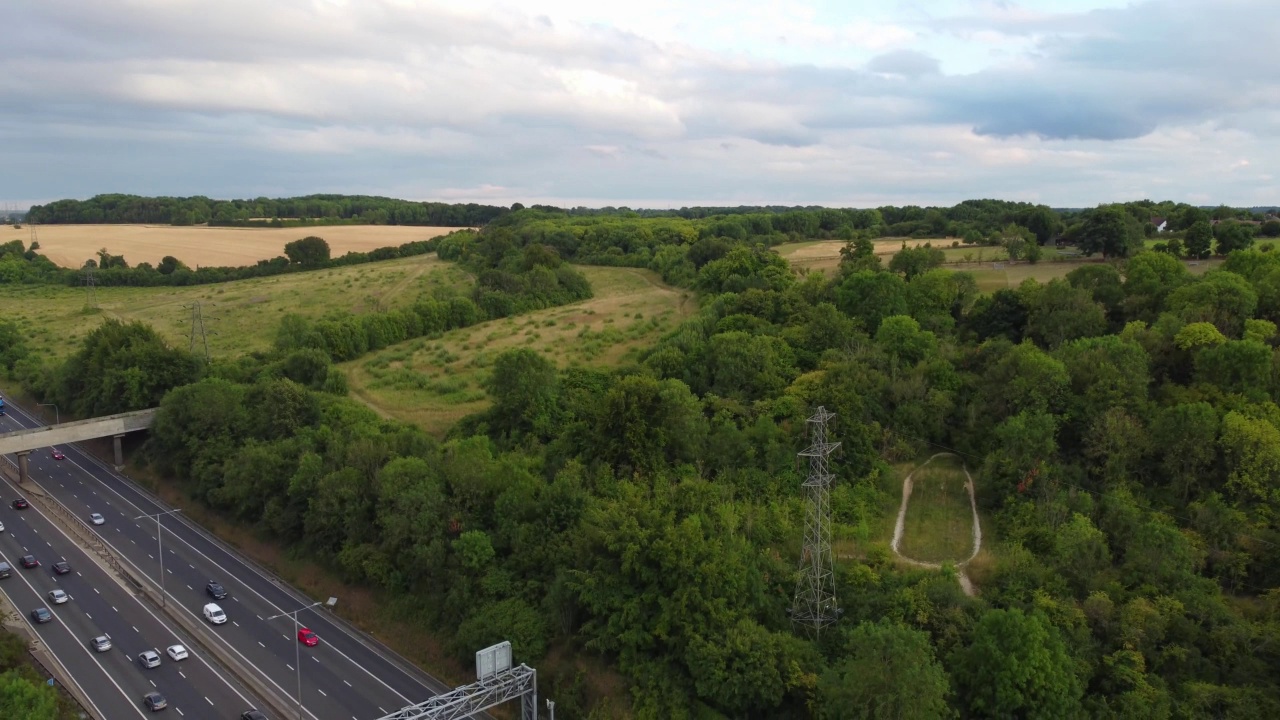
<box><xmin>865</xmin><ymin>50</ymin><xmax>940</xmax><ymax>78</ymax></box>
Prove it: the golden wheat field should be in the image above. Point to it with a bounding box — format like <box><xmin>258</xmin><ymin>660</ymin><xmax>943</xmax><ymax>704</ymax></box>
<box><xmin>7</xmin><ymin>224</ymin><xmax>463</xmax><ymax>269</ymax></box>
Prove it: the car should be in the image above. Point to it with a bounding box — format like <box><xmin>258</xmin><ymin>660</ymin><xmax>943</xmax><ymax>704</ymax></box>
<box><xmin>89</xmin><ymin>512</ymin><xmax>105</xmax><ymax>526</ymax></box>
<box><xmin>166</xmin><ymin>644</ymin><xmax>188</xmax><ymax>661</ymax></box>
<box><xmin>52</xmin><ymin>561</ymin><xmax>70</xmax><ymax>575</ymax></box>
<box><xmin>0</xmin><ymin>520</ymin><xmax>5</xmax><ymax>532</ymax></box>
<box><xmin>90</xmin><ymin>635</ymin><xmax>112</xmax><ymax>652</ymax></box>
<box><xmin>30</xmin><ymin>608</ymin><xmax>52</xmax><ymax>624</ymax></box>
<box><xmin>51</xmin><ymin>449</ymin><xmax>65</xmax><ymax>461</ymax></box>
<box><xmin>143</xmin><ymin>691</ymin><xmax>168</xmax><ymax>711</ymax></box>
<box><xmin>203</xmin><ymin>603</ymin><xmax>227</xmax><ymax>625</ymax></box>
<box><xmin>19</xmin><ymin>555</ymin><xmax>38</xmax><ymax>569</ymax></box>
<box><xmin>205</xmin><ymin>580</ymin><xmax>227</xmax><ymax>599</ymax></box>
<box><xmin>0</xmin><ymin>562</ymin><xmax>11</xmax><ymax>579</ymax></box>
<box><xmin>297</xmin><ymin>627</ymin><xmax>319</xmax><ymax>646</ymax></box>
<box><xmin>241</xmin><ymin>711</ymin><xmax>269</xmax><ymax>720</ymax></box>
<box><xmin>12</xmin><ymin>498</ymin><xmax>28</xmax><ymax>510</ymax></box>
<box><xmin>138</xmin><ymin>650</ymin><xmax>162</xmax><ymax>669</ymax></box>
<box><xmin>48</xmin><ymin>589</ymin><xmax>69</xmax><ymax>605</ymax></box>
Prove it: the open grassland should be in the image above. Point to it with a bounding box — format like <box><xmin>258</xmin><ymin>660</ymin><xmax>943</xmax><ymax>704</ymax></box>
<box><xmin>0</xmin><ymin>253</ymin><xmax>471</xmax><ymax>360</ymax></box>
<box><xmin>4</xmin><ymin>224</ymin><xmax>463</xmax><ymax>268</ymax></box>
<box><xmin>776</xmin><ymin>238</ymin><xmax>1227</xmax><ymax>293</ymax></box>
<box><xmin>896</xmin><ymin>454</ymin><xmax>978</xmax><ymax>564</ymax></box>
<box><xmin>344</xmin><ymin>266</ymin><xmax>696</xmax><ymax>435</ymax></box>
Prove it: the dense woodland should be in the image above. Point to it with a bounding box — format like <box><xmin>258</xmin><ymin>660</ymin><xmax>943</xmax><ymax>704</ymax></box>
<box><xmin>6</xmin><ymin>200</ymin><xmax>1280</xmax><ymax>718</ymax></box>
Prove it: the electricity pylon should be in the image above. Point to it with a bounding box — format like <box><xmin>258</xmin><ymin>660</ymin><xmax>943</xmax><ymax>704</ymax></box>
<box><xmin>789</xmin><ymin>406</ymin><xmax>842</xmax><ymax>637</ymax></box>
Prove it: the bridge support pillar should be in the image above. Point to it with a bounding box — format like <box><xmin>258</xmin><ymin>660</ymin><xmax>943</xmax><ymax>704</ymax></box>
<box><xmin>15</xmin><ymin>450</ymin><xmax>30</xmax><ymax>484</ymax></box>
<box><xmin>113</xmin><ymin>435</ymin><xmax>125</xmax><ymax>469</ymax></box>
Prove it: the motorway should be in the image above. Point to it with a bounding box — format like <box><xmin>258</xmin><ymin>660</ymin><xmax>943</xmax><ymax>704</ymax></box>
<box><xmin>1</xmin><ymin>402</ymin><xmax>450</xmax><ymax>720</ymax></box>
<box><xmin>0</xmin><ymin>451</ymin><xmax>263</xmax><ymax>716</ymax></box>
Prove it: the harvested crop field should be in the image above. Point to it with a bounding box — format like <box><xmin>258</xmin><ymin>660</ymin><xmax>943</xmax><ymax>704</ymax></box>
<box><xmin>8</xmin><ymin>224</ymin><xmax>464</xmax><ymax>269</ymax></box>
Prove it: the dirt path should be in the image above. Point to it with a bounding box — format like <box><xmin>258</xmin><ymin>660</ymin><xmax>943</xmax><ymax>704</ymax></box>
<box><xmin>890</xmin><ymin>452</ymin><xmax>982</xmax><ymax>596</ymax></box>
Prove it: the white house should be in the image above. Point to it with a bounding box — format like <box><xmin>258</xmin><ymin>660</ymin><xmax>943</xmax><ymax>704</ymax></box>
<box><xmin>1150</xmin><ymin>216</ymin><xmax>1168</xmax><ymax>232</ymax></box>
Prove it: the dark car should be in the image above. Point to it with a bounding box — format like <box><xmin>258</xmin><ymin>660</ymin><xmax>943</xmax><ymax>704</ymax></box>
<box><xmin>143</xmin><ymin>691</ymin><xmax>168</xmax><ymax>711</ymax></box>
<box><xmin>12</xmin><ymin>498</ymin><xmax>28</xmax><ymax>510</ymax></box>
<box><xmin>52</xmin><ymin>561</ymin><xmax>71</xmax><ymax>575</ymax></box>
<box><xmin>30</xmin><ymin>607</ymin><xmax>52</xmax><ymax>624</ymax></box>
<box><xmin>20</xmin><ymin>555</ymin><xmax>38</xmax><ymax>569</ymax></box>
<box><xmin>206</xmin><ymin>580</ymin><xmax>227</xmax><ymax>600</ymax></box>
<box><xmin>241</xmin><ymin>711</ymin><xmax>268</xmax><ymax>720</ymax></box>
<box><xmin>51</xmin><ymin>449</ymin><xmax>65</xmax><ymax>461</ymax></box>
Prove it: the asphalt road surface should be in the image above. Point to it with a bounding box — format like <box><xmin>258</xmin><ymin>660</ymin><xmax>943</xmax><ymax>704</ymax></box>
<box><xmin>0</xmin><ymin>458</ymin><xmax>263</xmax><ymax>717</ymax></box>
<box><xmin>2</xmin><ymin>403</ymin><xmax>453</xmax><ymax>720</ymax></box>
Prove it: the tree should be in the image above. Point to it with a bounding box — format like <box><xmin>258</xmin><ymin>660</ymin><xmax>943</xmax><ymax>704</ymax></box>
<box><xmin>1214</xmin><ymin>221</ymin><xmax>1255</xmax><ymax>256</ymax></box>
<box><xmin>1080</xmin><ymin>206</ymin><xmax>1142</xmax><ymax>258</ymax></box>
<box><xmin>1122</xmin><ymin>251</ymin><xmax>1190</xmax><ymax>320</ymax></box>
<box><xmin>951</xmin><ymin>607</ymin><xmax>1084</xmax><ymax>719</ymax></box>
<box><xmin>484</xmin><ymin>348</ymin><xmax>559</xmax><ymax>439</ymax></box>
<box><xmin>835</xmin><ymin>270</ymin><xmax>910</xmax><ymax>333</ymax></box>
<box><xmin>1150</xmin><ymin>402</ymin><xmax>1219</xmax><ymax>501</ymax></box>
<box><xmin>1186</xmin><ymin>220</ymin><xmax>1214</xmax><ymax>259</ymax></box>
<box><xmin>54</xmin><ymin>319</ymin><xmax>203</xmax><ymax>417</ymax></box>
<box><xmin>1194</xmin><ymin>340</ymin><xmax>1271</xmax><ymax>397</ymax></box>
<box><xmin>817</xmin><ymin>621</ymin><xmax>951</xmax><ymax>720</ymax></box>
<box><xmin>595</xmin><ymin>376</ymin><xmax>705</xmax><ymax>474</ymax></box>
<box><xmin>876</xmin><ymin>315</ymin><xmax>937</xmax><ymax>366</ymax></box>
<box><xmin>1219</xmin><ymin>411</ymin><xmax>1280</xmax><ymax>504</ymax></box>
<box><xmin>157</xmin><ymin>255</ymin><xmax>189</xmax><ymax>275</ymax></box>
<box><xmin>1166</xmin><ymin>270</ymin><xmax>1257</xmax><ymax>337</ymax></box>
<box><xmin>0</xmin><ymin>668</ymin><xmax>59</xmax><ymax>720</ymax></box>
<box><xmin>284</xmin><ymin>236</ymin><xmax>331</xmax><ymax>265</ymax></box>
<box><xmin>1262</xmin><ymin>219</ymin><xmax>1280</xmax><ymax>238</ymax></box>
<box><xmin>888</xmin><ymin>243</ymin><xmax>946</xmax><ymax>279</ymax></box>
<box><xmin>1025</xmin><ymin>279</ymin><xmax>1108</xmax><ymax>349</ymax></box>
<box><xmin>838</xmin><ymin>237</ymin><xmax>881</xmax><ymax>273</ymax></box>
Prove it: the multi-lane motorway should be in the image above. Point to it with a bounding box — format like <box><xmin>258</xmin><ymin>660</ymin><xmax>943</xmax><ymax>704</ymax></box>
<box><xmin>0</xmin><ymin>447</ymin><xmax>262</xmax><ymax>716</ymax></box>
<box><xmin>1</xmin><ymin>402</ymin><xmax>453</xmax><ymax>719</ymax></box>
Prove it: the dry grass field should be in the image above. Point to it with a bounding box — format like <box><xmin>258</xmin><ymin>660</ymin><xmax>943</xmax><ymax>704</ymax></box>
<box><xmin>343</xmin><ymin>266</ymin><xmax>696</xmax><ymax>435</ymax></box>
<box><xmin>5</xmin><ymin>224</ymin><xmax>463</xmax><ymax>269</ymax></box>
<box><xmin>0</xmin><ymin>253</ymin><xmax>471</xmax><ymax>360</ymax></box>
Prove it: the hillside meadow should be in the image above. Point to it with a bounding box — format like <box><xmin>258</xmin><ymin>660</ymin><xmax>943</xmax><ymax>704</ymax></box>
<box><xmin>6</xmin><ymin>223</ymin><xmax>462</xmax><ymax>268</ymax></box>
<box><xmin>343</xmin><ymin>266</ymin><xmax>696</xmax><ymax>434</ymax></box>
<box><xmin>0</xmin><ymin>253</ymin><xmax>471</xmax><ymax>360</ymax></box>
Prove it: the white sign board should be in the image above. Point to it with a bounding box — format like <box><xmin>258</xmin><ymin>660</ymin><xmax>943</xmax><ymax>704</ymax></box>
<box><xmin>476</xmin><ymin>641</ymin><xmax>512</xmax><ymax>680</ymax></box>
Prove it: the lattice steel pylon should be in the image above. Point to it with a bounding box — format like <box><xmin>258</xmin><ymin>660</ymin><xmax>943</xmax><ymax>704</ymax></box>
<box><xmin>182</xmin><ymin>302</ymin><xmax>212</xmax><ymax>362</ymax></box>
<box><xmin>83</xmin><ymin>264</ymin><xmax>99</xmax><ymax>309</ymax></box>
<box><xmin>790</xmin><ymin>406</ymin><xmax>842</xmax><ymax>636</ymax></box>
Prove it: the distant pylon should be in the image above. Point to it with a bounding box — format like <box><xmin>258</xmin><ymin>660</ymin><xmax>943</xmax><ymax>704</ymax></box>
<box><xmin>83</xmin><ymin>265</ymin><xmax>99</xmax><ymax>309</ymax></box>
<box><xmin>182</xmin><ymin>302</ymin><xmax>212</xmax><ymax>362</ymax></box>
<box><xmin>790</xmin><ymin>406</ymin><xmax>842</xmax><ymax>636</ymax></box>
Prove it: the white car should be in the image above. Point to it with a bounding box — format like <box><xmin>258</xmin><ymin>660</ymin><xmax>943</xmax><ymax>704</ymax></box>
<box><xmin>138</xmin><ymin>650</ymin><xmax>162</xmax><ymax>669</ymax></box>
<box><xmin>89</xmin><ymin>513</ymin><xmax>105</xmax><ymax>526</ymax></box>
<box><xmin>203</xmin><ymin>603</ymin><xmax>227</xmax><ymax>625</ymax></box>
<box><xmin>90</xmin><ymin>635</ymin><xmax>112</xmax><ymax>652</ymax></box>
<box><xmin>48</xmin><ymin>589</ymin><xmax>69</xmax><ymax>605</ymax></box>
<box><xmin>0</xmin><ymin>521</ymin><xmax>5</xmax><ymax>532</ymax></box>
<box><xmin>166</xmin><ymin>644</ymin><xmax>189</xmax><ymax>661</ymax></box>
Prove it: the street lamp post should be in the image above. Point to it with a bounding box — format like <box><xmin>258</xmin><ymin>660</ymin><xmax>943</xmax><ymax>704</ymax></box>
<box><xmin>547</xmin><ymin>699</ymin><xmax>556</xmax><ymax>720</ymax></box>
<box><xmin>267</xmin><ymin>597</ymin><xmax>338</xmax><ymax>720</ymax></box>
<box><xmin>133</xmin><ymin>508</ymin><xmax>181</xmax><ymax>607</ymax></box>
<box><xmin>37</xmin><ymin>403</ymin><xmax>58</xmax><ymax>426</ymax></box>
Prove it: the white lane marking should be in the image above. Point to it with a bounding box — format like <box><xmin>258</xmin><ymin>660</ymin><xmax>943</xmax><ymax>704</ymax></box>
<box><xmin>0</xmin><ymin>549</ymin><xmax>140</xmax><ymax>719</ymax></box>
<box><xmin>258</xmin><ymin>642</ymin><xmax>265</xmax><ymax>648</ymax></box>
<box><xmin>205</xmin><ymin>697</ymin><xmax>213</xmax><ymax>706</ymax></box>
<box><xmin>318</xmin><ymin>689</ymin><xmax>326</xmax><ymax>697</ymax></box>
<box><xmin>343</xmin><ymin>680</ymin><xmax>352</xmax><ymax>687</ymax></box>
<box><xmin>85</xmin><ymin>612</ymin><xmax>92</xmax><ymax>619</ymax></box>
<box><xmin>287</xmin><ymin>663</ymin><xmax>294</xmax><ymax>671</ymax></box>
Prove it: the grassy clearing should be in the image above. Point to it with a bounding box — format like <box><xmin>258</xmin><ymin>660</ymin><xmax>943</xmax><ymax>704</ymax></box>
<box><xmin>344</xmin><ymin>266</ymin><xmax>696</xmax><ymax>435</ymax></box>
<box><xmin>897</xmin><ymin>455</ymin><xmax>976</xmax><ymax>564</ymax></box>
<box><xmin>0</xmin><ymin>253</ymin><xmax>471</xmax><ymax>360</ymax></box>
<box><xmin>6</xmin><ymin>223</ymin><xmax>464</xmax><ymax>269</ymax></box>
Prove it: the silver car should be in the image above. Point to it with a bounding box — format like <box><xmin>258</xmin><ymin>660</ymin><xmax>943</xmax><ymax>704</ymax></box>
<box><xmin>138</xmin><ymin>649</ymin><xmax>162</xmax><ymax>669</ymax></box>
<box><xmin>48</xmin><ymin>589</ymin><xmax>69</xmax><ymax>605</ymax></box>
<box><xmin>91</xmin><ymin>635</ymin><xmax>112</xmax><ymax>652</ymax></box>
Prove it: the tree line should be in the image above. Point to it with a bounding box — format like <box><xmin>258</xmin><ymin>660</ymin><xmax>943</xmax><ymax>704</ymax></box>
<box><xmin>26</xmin><ymin>194</ymin><xmax>509</xmax><ymax>227</ymax></box>
<box><xmin>9</xmin><ymin>212</ymin><xmax>1280</xmax><ymax>716</ymax></box>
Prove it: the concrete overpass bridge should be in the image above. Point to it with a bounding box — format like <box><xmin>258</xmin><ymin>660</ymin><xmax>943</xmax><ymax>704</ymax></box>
<box><xmin>0</xmin><ymin>408</ymin><xmax>157</xmax><ymax>482</ymax></box>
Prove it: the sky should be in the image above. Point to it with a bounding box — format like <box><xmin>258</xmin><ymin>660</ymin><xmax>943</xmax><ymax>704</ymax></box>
<box><xmin>1</xmin><ymin>0</ymin><xmax>1277</xmax><ymax>210</ymax></box>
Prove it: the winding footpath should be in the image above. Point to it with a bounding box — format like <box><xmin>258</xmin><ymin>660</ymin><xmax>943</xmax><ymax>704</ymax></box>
<box><xmin>890</xmin><ymin>452</ymin><xmax>983</xmax><ymax>596</ymax></box>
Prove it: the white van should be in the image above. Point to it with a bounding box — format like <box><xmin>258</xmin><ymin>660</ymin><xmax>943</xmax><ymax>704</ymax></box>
<box><xmin>203</xmin><ymin>603</ymin><xmax>227</xmax><ymax>625</ymax></box>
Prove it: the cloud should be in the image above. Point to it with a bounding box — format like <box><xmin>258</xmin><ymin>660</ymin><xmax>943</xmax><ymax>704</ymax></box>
<box><xmin>866</xmin><ymin>50</ymin><xmax>941</xmax><ymax>78</ymax></box>
<box><xmin>1</xmin><ymin>0</ymin><xmax>1278</xmax><ymax>208</ymax></box>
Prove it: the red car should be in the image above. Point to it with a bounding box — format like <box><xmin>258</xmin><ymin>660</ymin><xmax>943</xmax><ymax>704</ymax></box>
<box><xmin>297</xmin><ymin>628</ymin><xmax>319</xmax><ymax>647</ymax></box>
<box><xmin>12</xmin><ymin>498</ymin><xmax>28</xmax><ymax>510</ymax></box>
<box><xmin>51</xmin><ymin>449</ymin><xmax>65</xmax><ymax>461</ymax></box>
